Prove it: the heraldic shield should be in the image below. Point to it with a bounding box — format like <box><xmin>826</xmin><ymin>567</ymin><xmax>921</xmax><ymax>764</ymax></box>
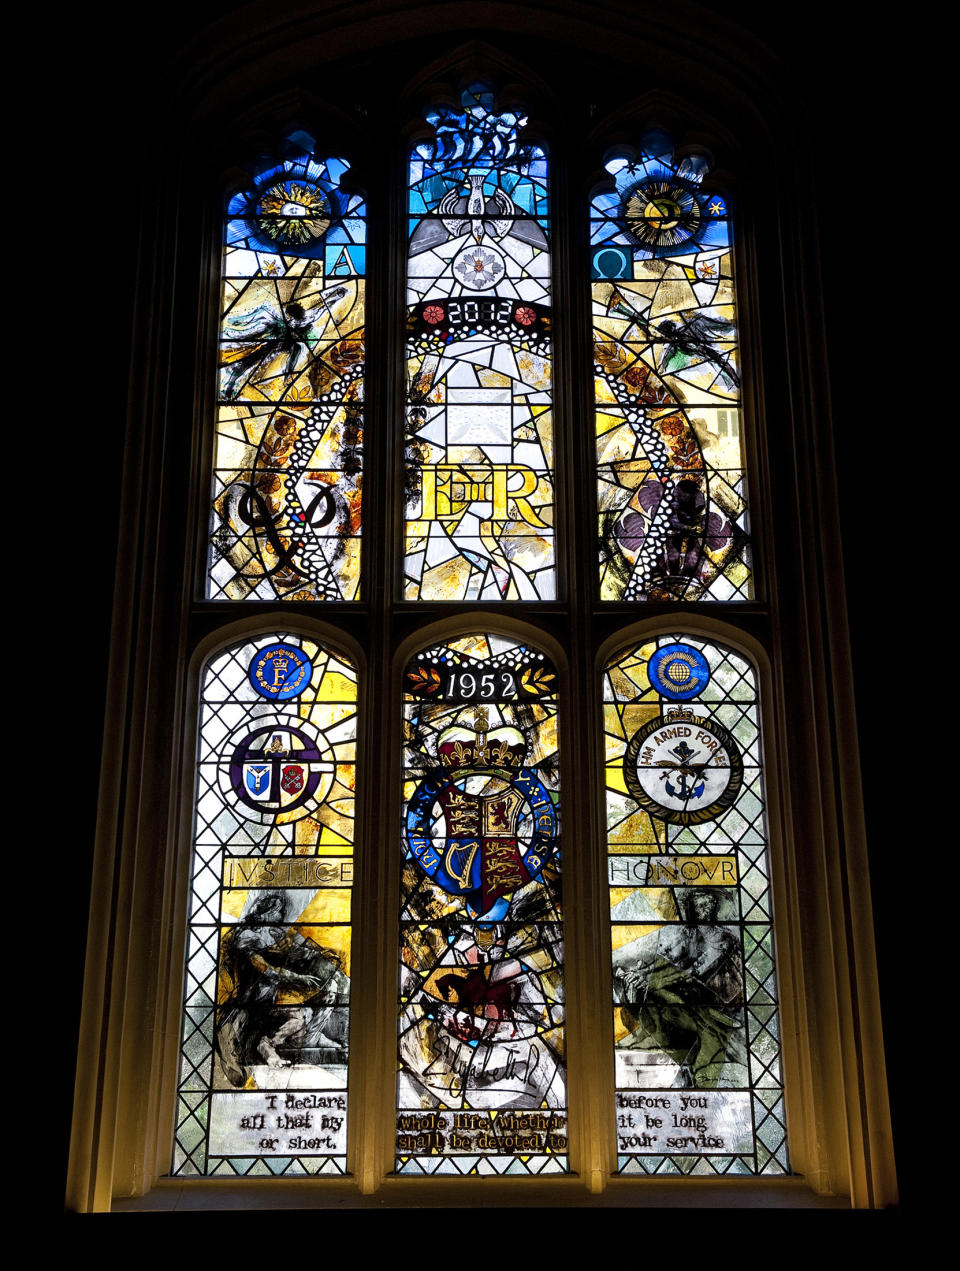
<box><xmin>405</xmin><ymin>715</ymin><xmax>558</xmax><ymax>920</ymax></box>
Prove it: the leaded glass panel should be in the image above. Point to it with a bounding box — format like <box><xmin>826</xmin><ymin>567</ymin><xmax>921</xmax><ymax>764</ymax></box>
<box><xmin>592</xmin><ymin>135</ymin><xmax>751</xmax><ymax>601</ymax></box>
<box><xmin>603</xmin><ymin>636</ymin><xmax>787</xmax><ymax>1175</ymax></box>
<box><xmin>173</xmin><ymin>634</ymin><xmax>357</xmax><ymax>1177</ymax></box>
<box><xmin>396</xmin><ymin>633</ymin><xmax>566</xmax><ymax>1174</ymax></box>
<box><xmin>208</xmin><ymin>143</ymin><xmax>365</xmax><ymax>601</ymax></box>
<box><xmin>404</xmin><ymin>86</ymin><xmax>554</xmax><ymax>600</ymax></box>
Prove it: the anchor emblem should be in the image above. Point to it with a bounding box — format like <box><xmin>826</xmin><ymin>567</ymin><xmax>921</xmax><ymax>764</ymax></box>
<box><xmin>622</xmin><ymin>707</ymin><xmax>744</xmax><ymax>826</ymax></box>
<box><xmin>660</xmin><ymin>739</ymin><xmax>708</xmax><ymax>802</ymax></box>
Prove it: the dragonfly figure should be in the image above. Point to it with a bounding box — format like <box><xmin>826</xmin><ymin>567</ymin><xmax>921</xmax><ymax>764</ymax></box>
<box><xmin>655</xmin><ymin>314</ymin><xmax>739</xmax><ymax>389</ymax></box>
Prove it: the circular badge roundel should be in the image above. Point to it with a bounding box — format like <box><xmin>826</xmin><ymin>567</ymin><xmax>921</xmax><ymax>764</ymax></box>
<box><xmin>254</xmin><ymin>180</ymin><xmax>331</xmax><ymax>248</ymax></box>
<box><xmin>623</xmin><ymin>178</ymin><xmax>702</xmax><ymax>253</ymax></box>
<box><xmin>218</xmin><ymin>714</ymin><xmax>336</xmax><ymax>825</ymax></box>
<box><xmin>452</xmin><ymin>243</ymin><xmax>506</xmax><ymax>290</ymax></box>
<box><xmin>623</xmin><ymin>706</ymin><xmax>743</xmax><ymax>825</ymax></box>
<box><xmin>648</xmin><ymin>643</ymin><xmax>711</xmax><ymax>701</ymax></box>
<box><xmin>248</xmin><ymin>643</ymin><xmax>313</xmax><ymax>701</ymax></box>
<box><xmin>405</xmin><ymin>719</ymin><xmax>558</xmax><ymax>921</ymax></box>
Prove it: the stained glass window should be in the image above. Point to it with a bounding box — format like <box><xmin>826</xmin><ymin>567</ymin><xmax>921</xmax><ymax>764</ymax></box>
<box><xmin>404</xmin><ymin>86</ymin><xmax>554</xmax><ymax>601</ymax></box>
<box><xmin>67</xmin><ymin>15</ymin><xmax>902</xmax><ymax>1210</ymax></box>
<box><xmin>173</xmin><ymin>634</ymin><xmax>357</xmax><ymax>1177</ymax></box>
<box><xmin>603</xmin><ymin>635</ymin><xmax>787</xmax><ymax>1175</ymax></box>
<box><xmin>208</xmin><ymin>142</ymin><xmax>366</xmax><ymax>602</ymax></box>
<box><xmin>592</xmin><ymin>134</ymin><xmax>750</xmax><ymax>601</ymax></box>
<box><xmin>396</xmin><ymin>634</ymin><xmax>566</xmax><ymax>1174</ymax></box>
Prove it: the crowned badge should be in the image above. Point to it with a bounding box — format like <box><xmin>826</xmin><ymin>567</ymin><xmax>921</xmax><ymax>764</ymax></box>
<box><xmin>248</xmin><ymin>642</ymin><xmax>312</xmax><ymax>701</ymax></box>
<box><xmin>405</xmin><ymin>704</ymin><xmax>557</xmax><ymax>917</ymax></box>
<box><xmin>623</xmin><ymin>706</ymin><xmax>743</xmax><ymax>826</ymax></box>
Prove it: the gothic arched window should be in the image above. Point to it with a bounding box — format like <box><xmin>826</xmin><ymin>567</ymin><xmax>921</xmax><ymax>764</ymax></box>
<box><xmin>67</xmin><ymin>13</ymin><xmax>895</xmax><ymax>1212</ymax></box>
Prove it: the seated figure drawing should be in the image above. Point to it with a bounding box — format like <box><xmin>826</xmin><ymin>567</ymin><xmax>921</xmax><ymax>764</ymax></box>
<box><xmin>613</xmin><ymin>886</ymin><xmax>745</xmax><ymax>1088</ymax></box>
<box><xmin>215</xmin><ymin>892</ymin><xmax>349</xmax><ymax>1086</ymax></box>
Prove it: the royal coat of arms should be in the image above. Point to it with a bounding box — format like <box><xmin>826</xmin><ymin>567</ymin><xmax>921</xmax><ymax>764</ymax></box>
<box><xmin>405</xmin><ymin>708</ymin><xmax>558</xmax><ymax>920</ymax></box>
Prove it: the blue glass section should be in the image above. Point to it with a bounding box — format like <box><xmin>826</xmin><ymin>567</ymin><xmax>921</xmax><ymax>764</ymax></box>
<box><xmin>224</xmin><ymin>148</ymin><xmax>358</xmax><ymax>260</ymax></box>
<box><xmin>326</xmin><ymin>157</ymin><xmax>350</xmax><ymax>183</ymax></box>
<box><xmin>699</xmin><ymin>220</ymin><xmax>731</xmax><ymax>249</ymax></box>
<box><xmin>325</xmin><ymin>244</ymin><xmax>365</xmax><ymax>275</ymax></box>
<box><xmin>592</xmin><ymin>144</ymin><xmax>730</xmax><ymax>260</ymax></box>
<box><xmin>343</xmin><ymin>216</ymin><xmax>366</xmax><ymax>244</ymax></box>
<box><xmin>592</xmin><ymin>246</ymin><xmax>632</xmax><ymax>279</ymax></box>
<box><xmin>648</xmin><ymin>643</ymin><xmax>711</xmax><ymax>699</ymax></box>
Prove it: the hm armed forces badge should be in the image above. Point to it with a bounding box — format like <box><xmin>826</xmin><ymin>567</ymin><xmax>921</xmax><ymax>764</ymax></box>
<box><xmin>623</xmin><ymin>704</ymin><xmax>743</xmax><ymax>826</ymax></box>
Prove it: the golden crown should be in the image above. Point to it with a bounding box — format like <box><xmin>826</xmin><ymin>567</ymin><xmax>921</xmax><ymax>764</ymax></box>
<box><xmin>664</xmin><ymin>705</ymin><xmax>698</xmax><ymax>723</ymax></box>
<box><xmin>437</xmin><ymin>716</ymin><xmax>526</xmax><ymax>774</ymax></box>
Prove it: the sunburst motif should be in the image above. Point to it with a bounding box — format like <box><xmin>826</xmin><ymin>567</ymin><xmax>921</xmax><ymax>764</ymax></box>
<box><xmin>623</xmin><ymin>178</ymin><xmax>701</xmax><ymax>251</ymax></box>
<box><xmin>256</xmin><ymin>180</ymin><xmax>331</xmax><ymax>246</ymax></box>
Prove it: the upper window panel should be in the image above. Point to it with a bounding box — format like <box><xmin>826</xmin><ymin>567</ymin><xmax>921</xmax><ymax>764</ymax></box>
<box><xmin>208</xmin><ymin>141</ymin><xmax>365</xmax><ymax>602</ymax></box>
<box><xmin>592</xmin><ymin>134</ymin><xmax>751</xmax><ymax>602</ymax></box>
<box><xmin>404</xmin><ymin>85</ymin><xmax>555</xmax><ymax>601</ymax></box>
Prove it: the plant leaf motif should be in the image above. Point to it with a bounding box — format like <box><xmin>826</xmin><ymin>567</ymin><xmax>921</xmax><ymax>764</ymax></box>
<box><xmin>407</xmin><ymin>668</ymin><xmax>441</xmax><ymax>694</ymax></box>
<box><xmin>520</xmin><ymin>667</ymin><xmax>556</xmax><ymax>695</ymax></box>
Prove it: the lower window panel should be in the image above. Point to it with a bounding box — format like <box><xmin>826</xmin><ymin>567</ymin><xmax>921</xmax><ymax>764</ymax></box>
<box><xmin>173</xmin><ymin>633</ymin><xmax>357</xmax><ymax>1177</ymax></box>
<box><xmin>396</xmin><ymin>633</ymin><xmax>567</xmax><ymax>1175</ymax></box>
<box><xmin>604</xmin><ymin>634</ymin><xmax>788</xmax><ymax>1176</ymax></box>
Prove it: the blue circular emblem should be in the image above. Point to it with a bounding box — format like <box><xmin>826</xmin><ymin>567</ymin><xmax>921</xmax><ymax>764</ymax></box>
<box><xmin>248</xmin><ymin>642</ymin><xmax>313</xmax><ymax>701</ymax></box>
<box><xmin>648</xmin><ymin>643</ymin><xmax>710</xmax><ymax>700</ymax></box>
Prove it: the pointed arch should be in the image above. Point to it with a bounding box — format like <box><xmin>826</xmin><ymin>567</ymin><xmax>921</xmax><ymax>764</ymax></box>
<box><xmin>67</xmin><ymin>2</ymin><xmax>896</xmax><ymax>1212</ymax></box>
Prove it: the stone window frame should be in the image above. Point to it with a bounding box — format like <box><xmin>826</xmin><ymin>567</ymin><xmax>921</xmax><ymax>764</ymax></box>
<box><xmin>66</xmin><ymin>6</ymin><xmax>895</xmax><ymax>1211</ymax></box>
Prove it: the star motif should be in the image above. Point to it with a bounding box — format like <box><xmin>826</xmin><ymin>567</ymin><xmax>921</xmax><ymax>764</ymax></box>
<box><xmin>452</xmin><ymin>244</ymin><xmax>505</xmax><ymax>289</ymax></box>
<box><xmin>708</xmin><ymin>199</ymin><xmax>726</xmax><ymax>217</ymax></box>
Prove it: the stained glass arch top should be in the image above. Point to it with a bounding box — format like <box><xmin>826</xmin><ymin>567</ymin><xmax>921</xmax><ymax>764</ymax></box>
<box><xmin>404</xmin><ymin>86</ymin><xmax>555</xmax><ymax>602</ymax></box>
<box><xmin>592</xmin><ymin>134</ymin><xmax>751</xmax><ymax>602</ymax></box>
<box><xmin>208</xmin><ymin>141</ymin><xmax>366</xmax><ymax>603</ymax></box>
